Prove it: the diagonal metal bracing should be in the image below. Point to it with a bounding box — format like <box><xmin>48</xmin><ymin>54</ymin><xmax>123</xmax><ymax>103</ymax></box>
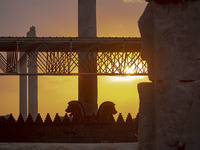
<box><xmin>0</xmin><ymin>37</ymin><xmax>147</xmax><ymax>75</ymax></box>
<box><xmin>0</xmin><ymin>53</ymin><xmax>7</xmax><ymax>73</ymax></box>
<box><xmin>96</xmin><ymin>51</ymin><xmax>147</xmax><ymax>74</ymax></box>
<box><xmin>0</xmin><ymin>51</ymin><xmax>28</xmax><ymax>73</ymax></box>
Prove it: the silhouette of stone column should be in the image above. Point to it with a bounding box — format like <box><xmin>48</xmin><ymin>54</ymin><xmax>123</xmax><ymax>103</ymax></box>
<box><xmin>27</xmin><ymin>26</ymin><xmax>38</xmax><ymax>121</ymax></box>
<box><xmin>19</xmin><ymin>52</ymin><xmax>27</xmax><ymax>120</ymax></box>
<box><xmin>78</xmin><ymin>0</ymin><xmax>97</xmax><ymax>115</ymax></box>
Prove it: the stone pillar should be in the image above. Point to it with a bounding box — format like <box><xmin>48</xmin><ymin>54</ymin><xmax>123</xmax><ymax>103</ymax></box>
<box><xmin>78</xmin><ymin>0</ymin><xmax>98</xmax><ymax>115</ymax></box>
<box><xmin>19</xmin><ymin>52</ymin><xmax>27</xmax><ymax>120</ymax></box>
<box><xmin>138</xmin><ymin>83</ymin><xmax>156</xmax><ymax>150</ymax></box>
<box><xmin>138</xmin><ymin>1</ymin><xmax>200</xmax><ymax>150</ymax></box>
<box><xmin>27</xmin><ymin>26</ymin><xmax>38</xmax><ymax>120</ymax></box>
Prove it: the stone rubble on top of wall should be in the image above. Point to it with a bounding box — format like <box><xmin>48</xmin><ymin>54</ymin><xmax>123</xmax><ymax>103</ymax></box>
<box><xmin>27</xmin><ymin>26</ymin><xmax>36</xmax><ymax>37</ymax></box>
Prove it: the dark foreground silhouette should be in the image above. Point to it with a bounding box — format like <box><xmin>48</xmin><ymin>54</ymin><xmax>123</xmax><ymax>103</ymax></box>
<box><xmin>0</xmin><ymin>111</ymin><xmax>138</xmax><ymax>143</ymax></box>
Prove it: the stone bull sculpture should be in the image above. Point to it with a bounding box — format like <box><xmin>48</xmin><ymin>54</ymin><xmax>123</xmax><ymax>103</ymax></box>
<box><xmin>97</xmin><ymin>101</ymin><xmax>117</xmax><ymax>122</ymax></box>
<box><xmin>65</xmin><ymin>100</ymin><xmax>85</xmax><ymax>118</ymax></box>
<box><xmin>65</xmin><ymin>100</ymin><xmax>117</xmax><ymax>122</ymax></box>
<box><xmin>0</xmin><ymin>114</ymin><xmax>11</xmax><ymax>123</ymax></box>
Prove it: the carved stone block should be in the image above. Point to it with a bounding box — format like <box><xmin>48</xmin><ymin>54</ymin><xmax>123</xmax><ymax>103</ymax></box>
<box><xmin>139</xmin><ymin>1</ymin><xmax>200</xmax><ymax>81</ymax></box>
<box><xmin>138</xmin><ymin>82</ymin><xmax>156</xmax><ymax>150</ymax></box>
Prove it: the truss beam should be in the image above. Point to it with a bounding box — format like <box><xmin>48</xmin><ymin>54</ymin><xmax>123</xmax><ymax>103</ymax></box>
<box><xmin>0</xmin><ymin>37</ymin><xmax>147</xmax><ymax>76</ymax></box>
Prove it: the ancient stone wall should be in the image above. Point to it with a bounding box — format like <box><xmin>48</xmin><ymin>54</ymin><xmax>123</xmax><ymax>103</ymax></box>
<box><xmin>0</xmin><ymin>113</ymin><xmax>138</xmax><ymax>143</ymax></box>
<box><xmin>138</xmin><ymin>1</ymin><xmax>200</xmax><ymax>150</ymax></box>
<box><xmin>138</xmin><ymin>83</ymin><xmax>156</xmax><ymax>150</ymax></box>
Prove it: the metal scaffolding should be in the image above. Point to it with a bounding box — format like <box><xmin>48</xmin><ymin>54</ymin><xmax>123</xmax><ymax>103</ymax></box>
<box><xmin>0</xmin><ymin>37</ymin><xmax>147</xmax><ymax>76</ymax></box>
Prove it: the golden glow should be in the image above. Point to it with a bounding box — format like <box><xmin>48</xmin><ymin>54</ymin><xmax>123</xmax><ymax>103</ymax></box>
<box><xmin>111</xmin><ymin>76</ymin><xmax>145</xmax><ymax>82</ymax></box>
<box><xmin>0</xmin><ymin>1</ymin><xmax>149</xmax><ymax>120</ymax></box>
<box><xmin>99</xmin><ymin>76</ymin><xmax>149</xmax><ymax>119</ymax></box>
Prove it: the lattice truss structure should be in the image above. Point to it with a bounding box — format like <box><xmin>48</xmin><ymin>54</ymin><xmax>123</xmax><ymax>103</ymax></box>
<box><xmin>0</xmin><ymin>37</ymin><xmax>148</xmax><ymax>75</ymax></box>
<box><xmin>97</xmin><ymin>52</ymin><xmax>147</xmax><ymax>74</ymax></box>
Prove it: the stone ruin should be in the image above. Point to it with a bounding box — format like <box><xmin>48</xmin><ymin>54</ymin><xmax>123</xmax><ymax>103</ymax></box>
<box><xmin>138</xmin><ymin>0</ymin><xmax>200</xmax><ymax>150</ymax></box>
<box><xmin>0</xmin><ymin>113</ymin><xmax>138</xmax><ymax>143</ymax></box>
<box><xmin>27</xmin><ymin>26</ymin><xmax>36</xmax><ymax>37</ymax></box>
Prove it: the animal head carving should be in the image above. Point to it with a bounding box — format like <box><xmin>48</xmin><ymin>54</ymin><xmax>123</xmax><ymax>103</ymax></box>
<box><xmin>97</xmin><ymin>101</ymin><xmax>117</xmax><ymax>117</ymax></box>
<box><xmin>0</xmin><ymin>114</ymin><xmax>11</xmax><ymax>123</ymax></box>
<box><xmin>65</xmin><ymin>100</ymin><xmax>85</xmax><ymax>117</ymax></box>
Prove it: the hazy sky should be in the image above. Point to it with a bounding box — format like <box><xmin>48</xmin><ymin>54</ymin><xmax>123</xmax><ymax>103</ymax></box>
<box><xmin>0</xmin><ymin>0</ymin><xmax>146</xmax><ymax>37</ymax></box>
<box><xmin>0</xmin><ymin>0</ymin><xmax>149</xmax><ymax>120</ymax></box>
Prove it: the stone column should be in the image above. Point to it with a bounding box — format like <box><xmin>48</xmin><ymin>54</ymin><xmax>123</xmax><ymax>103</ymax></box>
<box><xmin>78</xmin><ymin>0</ymin><xmax>98</xmax><ymax>115</ymax></box>
<box><xmin>138</xmin><ymin>1</ymin><xmax>200</xmax><ymax>150</ymax></box>
<box><xmin>27</xmin><ymin>26</ymin><xmax>38</xmax><ymax>121</ymax></box>
<box><xmin>138</xmin><ymin>83</ymin><xmax>156</xmax><ymax>150</ymax></box>
<box><xmin>19</xmin><ymin>52</ymin><xmax>27</xmax><ymax>120</ymax></box>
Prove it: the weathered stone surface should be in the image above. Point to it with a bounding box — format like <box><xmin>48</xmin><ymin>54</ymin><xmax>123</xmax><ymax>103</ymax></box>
<box><xmin>78</xmin><ymin>0</ymin><xmax>97</xmax><ymax>115</ymax></box>
<box><xmin>27</xmin><ymin>26</ymin><xmax>38</xmax><ymax>121</ymax></box>
<box><xmin>138</xmin><ymin>81</ymin><xmax>200</xmax><ymax>150</ymax></box>
<box><xmin>138</xmin><ymin>3</ymin><xmax>155</xmax><ymax>81</ymax></box>
<box><xmin>78</xmin><ymin>0</ymin><xmax>96</xmax><ymax>37</ymax></box>
<box><xmin>138</xmin><ymin>1</ymin><xmax>200</xmax><ymax>81</ymax></box>
<box><xmin>138</xmin><ymin>82</ymin><xmax>156</xmax><ymax>150</ymax></box>
<box><xmin>0</xmin><ymin>143</ymin><xmax>138</xmax><ymax>150</ymax></box>
<box><xmin>146</xmin><ymin>0</ymin><xmax>198</xmax><ymax>4</ymax></box>
<box><xmin>138</xmin><ymin>1</ymin><xmax>200</xmax><ymax>150</ymax></box>
<box><xmin>20</xmin><ymin>51</ymin><xmax>27</xmax><ymax>120</ymax></box>
<box><xmin>27</xmin><ymin>26</ymin><xmax>36</xmax><ymax>37</ymax></box>
<box><xmin>179</xmin><ymin>81</ymin><xmax>200</xmax><ymax>150</ymax></box>
<box><xmin>155</xmin><ymin>81</ymin><xmax>199</xmax><ymax>150</ymax></box>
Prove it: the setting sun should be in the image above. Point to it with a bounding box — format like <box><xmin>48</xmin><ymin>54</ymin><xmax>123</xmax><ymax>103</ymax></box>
<box><xmin>0</xmin><ymin>0</ymin><xmax>149</xmax><ymax>120</ymax></box>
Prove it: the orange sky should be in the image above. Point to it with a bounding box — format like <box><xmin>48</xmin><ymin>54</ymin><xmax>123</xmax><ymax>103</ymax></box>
<box><xmin>0</xmin><ymin>0</ymin><xmax>149</xmax><ymax>120</ymax></box>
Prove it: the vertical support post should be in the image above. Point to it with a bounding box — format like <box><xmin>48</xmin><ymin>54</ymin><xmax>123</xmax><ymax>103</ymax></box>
<box><xmin>16</xmin><ymin>42</ymin><xmax>19</xmax><ymax>74</ymax></box>
<box><xmin>6</xmin><ymin>52</ymin><xmax>13</xmax><ymax>73</ymax></box>
<box><xmin>68</xmin><ymin>41</ymin><xmax>72</xmax><ymax>74</ymax></box>
<box><xmin>28</xmin><ymin>54</ymin><xmax>38</xmax><ymax>120</ymax></box>
<box><xmin>27</xmin><ymin>26</ymin><xmax>38</xmax><ymax>120</ymax></box>
<box><xmin>19</xmin><ymin>42</ymin><xmax>28</xmax><ymax>120</ymax></box>
<box><xmin>122</xmin><ymin>41</ymin><xmax>125</xmax><ymax>73</ymax></box>
<box><xmin>78</xmin><ymin>0</ymin><xmax>97</xmax><ymax>115</ymax></box>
